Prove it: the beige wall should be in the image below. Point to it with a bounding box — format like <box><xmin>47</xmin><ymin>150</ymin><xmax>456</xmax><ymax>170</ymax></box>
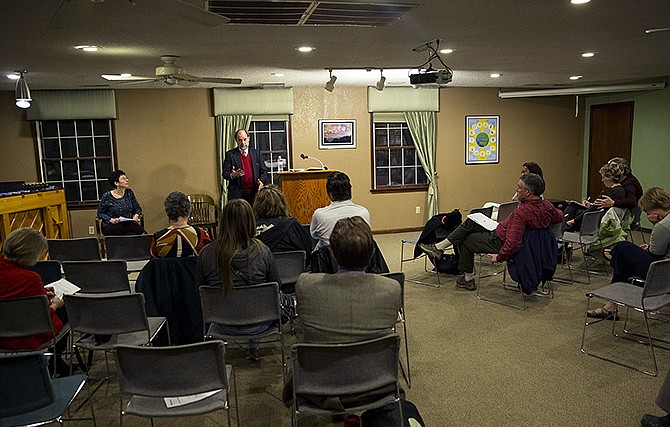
<box><xmin>0</xmin><ymin>87</ymin><xmax>584</xmax><ymax>237</ymax></box>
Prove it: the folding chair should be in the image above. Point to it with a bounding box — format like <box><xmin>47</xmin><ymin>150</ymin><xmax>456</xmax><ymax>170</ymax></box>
<box><xmin>559</xmin><ymin>209</ymin><xmax>604</xmax><ymax>283</ymax></box>
<box><xmin>104</xmin><ymin>234</ymin><xmax>153</xmax><ymax>272</ymax></box>
<box><xmin>381</xmin><ymin>272</ymin><xmax>411</xmax><ymax>388</ymax></box>
<box><xmin>0</xmin><ymin>352</ymin><xmax>95</xmax><ymax>426</ymax></box>
<box><xmin>62</xmin><ymin>260</ymin><xmax>131</xmax><ymax>294</ymax></box>
<box><xmin>274</xmin><ymin>250</ymin><xmax>307</xmax><ymax>294</ymax></box>
<box><xmin>400</xmin><ymin>237</ymin><xmax>442</xmax><ymax>288</ymax></box>
<box><xmin>291</xmin><ymin>335</ymin><xmax>402</xmax><ymax>427</ymax></box>
<box><xmin>581</xmin><ymin>259</ymin><xmax>670</xmax><ymax>376</ymax></box>
<box><xmin>63</xmin><ymin>293</ymin><xmax>169</xmax><ymax>382</ymax></box>
<box><xmin>628</xmin><ymin>205</ymin><xmax>647</xmax><ymax>244</ymax></box>
<box><xmin>114</xmin><ymin>341</ymin><xmax>238</xmax><ymax>427</ymax></box>
<box><xmin>47</xmin><ymin>237</ymin><xmax>101</xmax><ymax>261</ymax></box>
<box><xmin>28</xmin><ymin>260</ymin><xmax>63</xmax><ymax>285</ymax></box>
<box><xmin>199</xmin><ymin>283</ymin><xmax>286</xmax><ymax>379</ymax></box>
<box><xmin>0</xmin><ymin>295</ymin><xmax>71</xmax><ymax>377</ymax></box>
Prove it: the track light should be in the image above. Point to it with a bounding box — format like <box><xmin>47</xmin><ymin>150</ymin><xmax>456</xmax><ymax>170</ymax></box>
<box><xmin>375</xmin><ymin>69</ymin><xmax>386</xmax><ymax>91</ymax></box>
<box><xmin>324</xmin><ymin>69</ymin><xmax>337</xmax><ymax>92</ymax></box>
<box><xmin>15</xmin><ymin>71</ymin><xmax>31</xmax><ymax>109</ymax></box>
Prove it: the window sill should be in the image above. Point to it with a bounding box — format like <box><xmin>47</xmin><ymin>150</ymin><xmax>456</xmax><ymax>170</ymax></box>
<box><xmin>370</xmin><ymin>185</ymin><xmax>428</xmax><ymax>194</ymax></box>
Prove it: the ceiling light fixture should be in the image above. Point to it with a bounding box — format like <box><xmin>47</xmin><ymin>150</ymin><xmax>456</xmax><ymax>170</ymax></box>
<box><xmin>75</xmin><ymin>45</ymin><xmax>99</xmax><ymax>52</ymax></box>
<box><xmin>324</xmin><ymin>69</ymin><xmax>337</xmax><ymax>92</ymax></box>
<box><xmin>570</xmin><ymin>0</ymin><xmax>590</xmax><ymax>4</ymax></box>
<box><xmin>14</xmin><ymin>71</ymin><xmax>31</xmax><ymax>109</ymax></box>
<box><xmin>490</xmin><ymin>73</ymin><xmax>501</xmax><ymax>78</ymax></box>
<box><xmin>271</xmin><ymin>73</ymin><xmax>285</xmax><ymax>77</ymax></box>
<box><xmin>296</xmin><ymin>46</ymin><xmax>314</xmax><ymax>53</ymax></box>
<box><xmin>581</xmin><ymin>52</ymin><xmax>595</xmax><ymax>58</ymax></box>
<box><xmin>439</xmin><ymin>48</ymin><xmax>454</xmax><ymax>54</ymax></box>
<box><xmin>498</xmin><ymin>81</ymin><xmax>666</xmax><ymax>98</ymax></box>
<box><xmin>375</xmin><ymin>69</ymin><xmax>386</xmax><ymax>91</ymax></box>
<box><xmin>645</xmin><ymin>27</ymin><xmax>670</xmax><ymax>34</ymax></box>
<box><xmin>7</xmin><ymin>73</ymin><xmax>20</xmax><ymax>80</ymax></box>
<box><xmin>569</xmin><ymin>75</ymin><xmax>583</xmax><ymax>80</ymax></box>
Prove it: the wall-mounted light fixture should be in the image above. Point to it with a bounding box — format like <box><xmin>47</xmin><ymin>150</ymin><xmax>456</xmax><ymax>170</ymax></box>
<box><xmin>324</xmin><ymin>69</ymin><xmax>337</xmax><ymax>92</ymax></box>
<box><xmin>15</xmin><ymin>71</ymin><xmax>31</xmax><ymax>109</ymax></box>
<box><xmin>375</xmin><ymin>69</ymin><xmax>386</xmax><ymax>91</ymax></box>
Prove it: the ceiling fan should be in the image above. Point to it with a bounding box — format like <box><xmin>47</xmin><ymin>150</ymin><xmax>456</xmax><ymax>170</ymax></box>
<box><xmin>102</xmin><ymin>55</ymin><xmax>242</xmax><ymax>86</ymax></box>
<box><xmin>49</xmin><ymin>0</ymin><xmax>229</xmax><ymax>29</ymax></box>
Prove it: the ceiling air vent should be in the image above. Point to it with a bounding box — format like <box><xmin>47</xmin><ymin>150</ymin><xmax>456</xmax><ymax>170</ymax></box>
<box><xmin>207</xmin><ymin>1</ymin><xmax>417</xmax><ymax>27</ymax></box>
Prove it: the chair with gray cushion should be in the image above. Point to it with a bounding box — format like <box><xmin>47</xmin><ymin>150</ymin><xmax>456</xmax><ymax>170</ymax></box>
<box><xmin>274</xmin><ymin>250</ymin><xmax>307</xmax><ymax>294</ymax></box>
<box><xmin>27</xmin><ymin>260</ymin><xmax>62</xmax><ymax>285</ymax></box>
<box><xmin>381</xmin><ymin>272</ymin><xmax>411</xmax><ymax>388</ymax></box>
<box><xmin>0</xmin><ymin>295</ymin><xmax>71</xmax><ymax>377</ymax></box>
<box><xmin>199</xmin><ymin>283</ymin><xmax>286</xmax><ymax>379</ymax></box>
<box><xmin>114</xmin><ymin>340</ymin><xmax>238</xmax><ymax>427</ymax></box>
<box><xmin>62</xmin><ymin>260</ymin><xmax>130</xmax><ymax>294</ymax></box>
<box><xmin>0</xmin><ymin>351</ymin><xmax>95</xmax><ymax>426</ymax></box>
<box><xmin>559</xmin><ymin>209</ymin><xmax>604</xmax><ymax>283</ymax></box>
<box><xmin>104</xmin><ymin>234</ymin><xmax>153</xmax><ymax>272</ymax></box>
<box><xmin>291</xmin><ymin>334</ymin><xmax>402</xmax><ymax>427</ymax></box>
<box><xmin>581</xmin><ymin>258</ymin><xmax>670</xmax><ymax>376</ymax></box>
<box><xmin>47</xmin><ymin>237</ymin><xmax>101</xmax><ymax>261</ymax></box>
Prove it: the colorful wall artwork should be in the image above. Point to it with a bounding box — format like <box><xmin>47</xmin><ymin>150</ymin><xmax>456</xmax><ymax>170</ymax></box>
<box><xmin>465</xmin><ymin>115</ymin><xmax>499</xmax><ymax>164</ymax></box>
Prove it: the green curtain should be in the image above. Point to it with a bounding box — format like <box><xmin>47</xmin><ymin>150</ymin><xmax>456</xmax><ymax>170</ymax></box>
<box><xmin>403</xmin><ymin>111</ymin><xmax>438</xmax><ymax>218</ymax></box>
<box><xmin>215</xmin><ymin>114</ymin><xmax>252</xmax><ymax>207</ymax></box>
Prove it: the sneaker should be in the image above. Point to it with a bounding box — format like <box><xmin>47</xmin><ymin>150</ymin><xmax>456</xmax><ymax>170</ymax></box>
<box><xmin>246</xmin><ymin>348</ymin><xmax>260</xmax><ymax>361</ymax></box>
<box><xmin>456</xmin><ymin>276</ymin><xmax>476</xmax><ymax>291</ymax></box>
<box><xmin>641</xmin><ymin>414</ymin><xmax>670</xmax><ymax>427</ymax></box>
<box><xmin>419</xmin><ymin>243</ymin><xmax>443</xmax><ymax>261</ymax></box>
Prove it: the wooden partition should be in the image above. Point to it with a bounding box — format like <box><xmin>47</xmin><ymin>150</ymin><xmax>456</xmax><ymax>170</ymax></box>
<box><xmin>0</xmin><ymin>189</ymin><xmax>70</xmax><ymax>246</ymax></box>
<box><xmin>278</xmin><ymin>170</ymin><xmax>333</xmax><ymax>224</ymax></box>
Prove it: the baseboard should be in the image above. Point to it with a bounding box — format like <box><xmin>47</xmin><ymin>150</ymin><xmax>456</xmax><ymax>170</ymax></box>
<box><xmin>372</xmin><ymin>227</ymin><xmax>423</xmax><ymax>235</ymax></box>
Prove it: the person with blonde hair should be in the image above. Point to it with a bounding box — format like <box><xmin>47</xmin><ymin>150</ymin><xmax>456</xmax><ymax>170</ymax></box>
<box><xmin>588</xmin><ymin>187</ymin><xmax>670</xmax><ymax>318</ymax></box>
<box><xmin>253</xmin><ymin>184</ymin><xmax>312</xmax><ymax>256</ymax></box>
<box><xmin>196</xmin><ymin>198</ymin><xmax>294</xmax><ymax>360</ymax></box>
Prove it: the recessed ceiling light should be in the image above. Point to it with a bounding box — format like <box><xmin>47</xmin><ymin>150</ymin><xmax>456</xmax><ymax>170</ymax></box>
<box><xmin>570</xmin><ymin>75</ymin><xmax>583</xmax><ymax>80</ymax></box>
<box><xmin>6</xmin><ymin>73</ymin><xmax>20</xmax><ymax>80</ymax></box>
<box><xmin>271</xmin><ymin>73</ymin><xmax>285</xmax><ymax>77</ymax></box>
<box><xmin>439</xmin><ymin>48</ymin><xmax>454</xmax><ymax>54</ymax></box>
<box><xmin>645</xmin><ymin>27</ymin><xmax>670</xmax><ymax>34</ymax></box>
<box><xmin>295</xmin><ymin>46</ymin><xmax>314</xmax><ymax>53</ymax></box>
<box><xmin>75</xmin><ymin>45</ymin><xmax>99</xmax><ymax>52</ymax></box>
<box><xmin>120</xmin><ymin>73</ymin><xmax>132</xmax><ymax>77</ymax></box>
<box><xmin>581</xmin><ymin>52</ymin><xmax>595</xmax><ymax>58</ymax></box>
<box><xmin>571</xmin><ymin>0</ymin><xmax>590</xmax><ymax>4</ymax></box>
<box><xmin>490</xmin><ymin>73</ymin><xmax>501</xmax><ymax>78</ymax></box>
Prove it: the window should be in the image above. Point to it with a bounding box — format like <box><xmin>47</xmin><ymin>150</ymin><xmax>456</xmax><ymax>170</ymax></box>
<box><xmin>36</xmin><ymin>119</ymin><xmax>116</xmax><ymax>208</ymax></box>
<box><xmin>372</xmin><ymin>122</ymin><xmax>427</xmax><ymax>191</ymax></box>
<box><xmin>248</xmin><ymin>120</ymin><xmax>290</xmax><ymax>184</ymax></box>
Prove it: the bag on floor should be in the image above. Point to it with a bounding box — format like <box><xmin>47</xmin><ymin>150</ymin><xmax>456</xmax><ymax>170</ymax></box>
<box><xmin>361</xmin><ymin>399</ymin><xmax>426</xmax><ymax>427</ymax></box>
<box><xmin>434</xmin><ymin>252</ymin><xmax>460</xmax><ymax>275</ymax></box>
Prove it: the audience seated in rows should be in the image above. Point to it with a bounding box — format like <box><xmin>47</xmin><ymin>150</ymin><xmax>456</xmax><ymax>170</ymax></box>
<box><xmin>283</xmin><ymin>216</ymin><xmax>401</xmax><ymax>407</ymax></box>
<box><xmin>97</xmin><ymin>169</ymin><xmax>144</xmax><ymax>236</ymax></box>
<box><xmin>151</xmin><ymin>191</ymin><xmax>211</xmax><ymax>257</ymax></box>
<box><xmin>196</xmin><ymin>198</ymin><xmax>294</xmax><ymax>361</ymax></box>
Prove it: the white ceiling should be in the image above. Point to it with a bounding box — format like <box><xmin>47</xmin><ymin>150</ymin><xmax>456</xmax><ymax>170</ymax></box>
<box><xmin>1</xmin><ymin>0</ymin><xmax>669</xmax><ymax>91</ymax></box>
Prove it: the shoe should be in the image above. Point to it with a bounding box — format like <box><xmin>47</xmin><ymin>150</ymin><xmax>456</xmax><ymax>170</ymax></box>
<box><xmin>456</xmin><ymin>276</ymin><xmax>476</xmax><ymax>291</ymax></box>
<box><xmin>642</xmin><ymin>414</ymin><xmax>670</xmax><ymax>427</ymax></box>
<box><xmin>419</xmin><ymin>243</ymin><xmax>443</xmax><ymax>262</ymax></box>
<box><xmin>246</xmin><ymin>348</ymin><xmax>260</xmax><ymax>361</ymax></box>
<box><xmin>587</xmin><ymin>306</ymin><xmax>620</xmax><ymax>321</ymax></box>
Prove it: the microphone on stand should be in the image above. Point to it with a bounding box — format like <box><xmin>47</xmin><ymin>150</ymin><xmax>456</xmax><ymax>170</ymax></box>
<box><xmin>300</xmin><ymin>153</ymin><xmax>327</xmax><ymax>170</ymax></box>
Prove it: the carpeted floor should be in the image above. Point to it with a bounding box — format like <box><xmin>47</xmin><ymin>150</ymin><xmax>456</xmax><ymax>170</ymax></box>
<box><xmin>62</xmin><ymin>231</ymin><xmax>666</xmax><ymax>426</ymax></box>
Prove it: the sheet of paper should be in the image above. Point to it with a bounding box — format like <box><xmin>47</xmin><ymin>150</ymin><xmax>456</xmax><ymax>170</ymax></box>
<box><xmin>45</xmin><ymin>278</ymin><xmax>81</xmax><ymax>299</ymax></box>
<box><xmin>118</xmin><ymin>216</ymin><xmax>136</xmax><ymax>222</ymax></box>
<box><xmin>163</xmin><ymin>389</ymin><xmax>221</xmax><ymax>408</ymax></box>
<box><xmin>467</xmin><ymin>212</ymin><xmax>499</xmax><ymax>231</ymax></box>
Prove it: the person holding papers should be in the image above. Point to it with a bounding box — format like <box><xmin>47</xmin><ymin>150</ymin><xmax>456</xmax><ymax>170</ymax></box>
<box><xmin>97</xmin><ymin>169</ymin><xmax>144</xmax><ymax>235</ymax></box>
<box><xmin>422</xmin><ymin>174</ymin><xmax>564</xmax><ymax>290</ymax></box>
<box><xmin>0</xmin><ymin>227</ymin><xmax>69</xmax><ymax>376</ymax></box>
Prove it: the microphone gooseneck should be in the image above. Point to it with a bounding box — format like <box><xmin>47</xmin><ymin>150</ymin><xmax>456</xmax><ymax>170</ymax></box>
<box><xmin>299</xmin><ymin>153</ymin><xmax>327</xmax><ymax>170</ymax></box>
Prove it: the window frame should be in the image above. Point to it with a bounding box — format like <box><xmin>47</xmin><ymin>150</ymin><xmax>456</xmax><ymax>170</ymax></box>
<box><xmin>34</xmin><ymin>119</ymin><xmax>119</xmax><ymax>210</ymax></box>
<box><xmin>247</xmin><ymin>116</ymin><xmax>293</xmax><ymax>185</ymax></box>
<box><xmin>369</xmin><ymin>114</ymin><xmax>429</xmax><ymax>194</ymax></box>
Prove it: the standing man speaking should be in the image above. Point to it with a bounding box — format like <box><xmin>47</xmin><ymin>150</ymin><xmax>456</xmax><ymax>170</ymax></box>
<box><xmin>222</xmin><ymin>129</ymin><xmax>269</xmax><ymax>205</ymax></box>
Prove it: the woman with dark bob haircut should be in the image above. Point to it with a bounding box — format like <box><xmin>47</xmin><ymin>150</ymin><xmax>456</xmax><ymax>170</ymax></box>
<box><xmin>151</xmin><ymin>191</ymin><xmax>212</xmax><ymax>257</ymax></box>
<box><xmin>97</xmin><ymin>169</ymin><xmax>144</xmax><ymax>235</ymax></box>
<box><xmin>253</xmin><ymin>184</ymin><xmax>312</xmax><ymax>257</ymax></box>
<box><xmin>0</xmin><ymin>228</ymin><xmax>69</xmax><ymax>376</ymax></box>
<box><xmin>196</xmin><ymin>198</ymin><xmax>294</xmax><ymax>361</ymax></box>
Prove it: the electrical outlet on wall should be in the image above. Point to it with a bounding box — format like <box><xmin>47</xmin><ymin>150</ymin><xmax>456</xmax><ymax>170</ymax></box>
<box><xmin>415</xmin><ymin>206</ymin><xmax>421</xmax><ymax>214</ymax></box>
<box><xmin>88</xmin><ymin>226</ymin><xmax>95</xmax><ymax>235</ymax></box>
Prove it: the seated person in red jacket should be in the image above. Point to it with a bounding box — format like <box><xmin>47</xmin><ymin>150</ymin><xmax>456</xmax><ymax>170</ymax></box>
<box><xmin>0</xmin><ymin>227</ymin><xmax>69</xmax><ymax>376</ymax></box>
<box><xmin>422</xmin><ymin>173</ymin><xmax>564</xmax><ymax>291</ymax></box>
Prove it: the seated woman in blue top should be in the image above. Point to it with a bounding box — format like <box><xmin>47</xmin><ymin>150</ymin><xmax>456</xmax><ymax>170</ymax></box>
<box><xmin>97</xmin><ymin>170</ymin><xmax>144</xmax><ymax>236</ymax></box>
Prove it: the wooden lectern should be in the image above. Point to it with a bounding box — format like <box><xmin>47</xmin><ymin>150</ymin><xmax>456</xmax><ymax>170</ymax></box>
<box><xmin>278</xmin><ymin>170</ymin><xmax>333</xmax><ymax>225</ymax></box>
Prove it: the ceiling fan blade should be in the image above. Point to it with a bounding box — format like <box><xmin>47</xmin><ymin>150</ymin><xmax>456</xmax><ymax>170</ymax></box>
<box><xmin>176</xmin><ymin>79</ymin><xmax>198</xmax><ymax>87</ymax></box>
<box><xmin>47</xmin><ymin>0</ymin><xmax>96</xmax><ymax>29</ymax></box>
<box><xmin>115</xmin><ymin>79</ymin><xmax>162</xmax><ymax>86</ymax></box>
<box><xmin>155</xmin><ymin>0</ymin><xmax>229</xmax><ymax>26</ymax></box>
<box><xmin>102</xmin><ymin>75</ymin><xmax>157</xmax><ymax>81</ymax></box>
<box><xmin>194</xmin><ymin>77</ymin><xmax>243</xmax><ymax>85</ymax></box>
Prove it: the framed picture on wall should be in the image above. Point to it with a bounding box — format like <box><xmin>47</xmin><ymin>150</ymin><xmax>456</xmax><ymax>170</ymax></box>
<box><xmin>319</xmin><ymin>119</ymin><xmax>356</xmax><ymax>149</ymax></box>
<box><xmin>465</xmin><ymin>115</ymin><xmax>499</xmax><ymax>164</ymax></box>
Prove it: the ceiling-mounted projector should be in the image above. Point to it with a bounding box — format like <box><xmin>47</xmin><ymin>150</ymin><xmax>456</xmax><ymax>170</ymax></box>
<box><xmin>409</xmin><ymin>69</ymin><xmax>453</xmax><ymax>86</ymax></box>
